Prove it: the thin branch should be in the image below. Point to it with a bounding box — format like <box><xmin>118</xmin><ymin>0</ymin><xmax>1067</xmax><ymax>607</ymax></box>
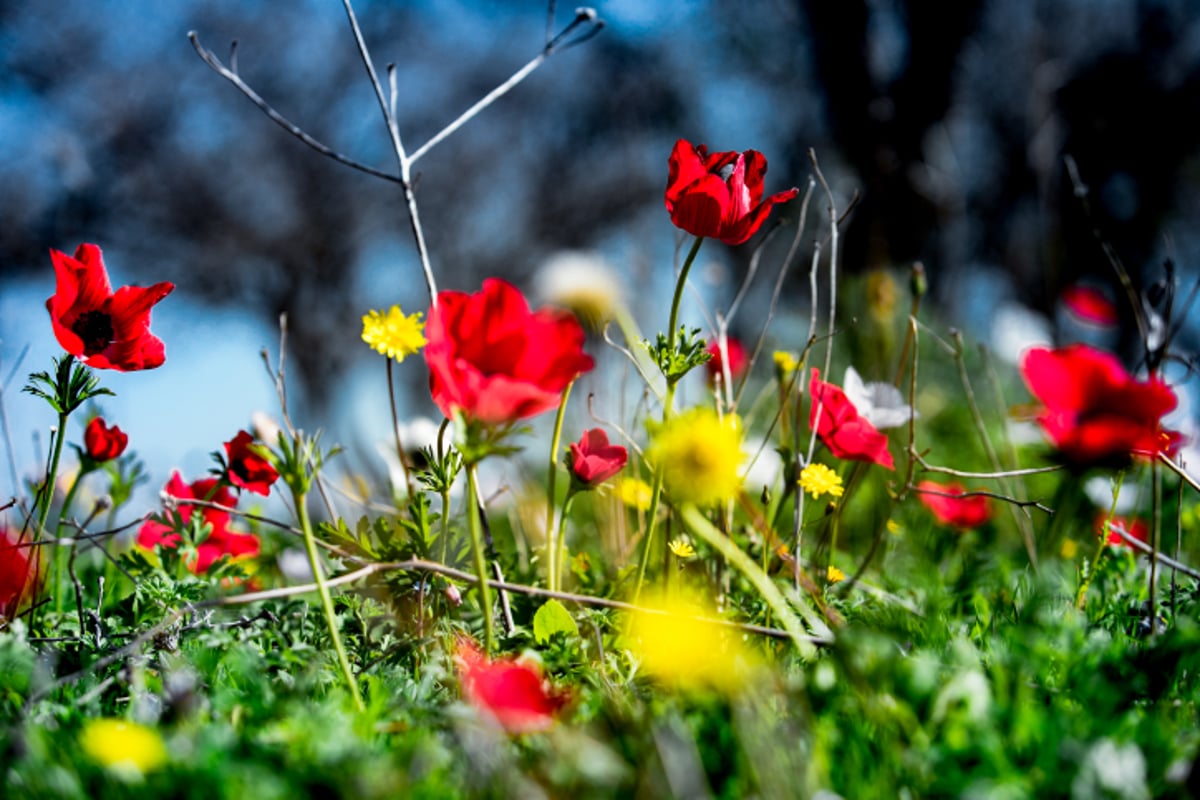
<box><xmin>187</xmin><ymin>33</ymin><xmax>401</xmax><ymax>184</ymax></box>
<box><xmin>910</xmin><ymin>448</ymin><xmax>1063</xmax><ymax>479</ymax></box>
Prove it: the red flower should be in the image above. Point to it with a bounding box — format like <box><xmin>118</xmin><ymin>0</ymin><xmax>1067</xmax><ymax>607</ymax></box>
<box><xmin>665</xmin><ymin>139</ymin><xmax>799</xmax><ymax>245</ymax></box>
<box><xmin>1020</xmin><ymin>345</ymin><xmax>1182</xmax><ymax>466</ymax></box>
<box><xmin>568</xmin><ymin>428</ymin><xmax>628</xmax><ymax>488</ymax></box>
<box><xmin>1095</xmin><ymin>514</ymin><xmax>1149</xmax><ymax>548</ymax></box>
<box><xmin>809</xmin><ymin>370</ymin><xmax>894</xmax><ymax>469</ymax></box>
<box><xmin>1061</xmin><ymin>284</ymin><xmax>1118</xmax><ymax>326</ymax></box>
<box><xmin>0</xmin><ymin>528</ymin><xmax>39</xmax><ymax>621</ymax></box>
<box><xmin>224</xmin><ymin>430</ymin><xmax>279</xmax><ymax>496</ymax></box>
<box><xmin>137</xmin><ymin>472</ymin><xmax>260</xmax><ymax>574</ymax></box>
<box><xmin>83</xmin><ymin>417</ymin><xmax>128</xmax><ymax>462</ymax></box>
<box><xmin>45</xmin><ymin>244</ymin><xmax>174</xmax><ymax>371</ymax></box>
<box><xmin>704</xmin><ymin>337</ymin><xmax>748</xmax><ymax>384</ymax></box>
<box><xmin>424</xmin><ymin>279</ymin><xmax>594</xmax><ymax>426</ymax></box>
<box><xmin>455</xmin><ymin>639</ymin><xmax>566</xmax><ymax>733</ymax></box>
<box><xmin>916</xmin><ymin>481</ymin><xmax>991</xmax><ymax>529</ymax></box>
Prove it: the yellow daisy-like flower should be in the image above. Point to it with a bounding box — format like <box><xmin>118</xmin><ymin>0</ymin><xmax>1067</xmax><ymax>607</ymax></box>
<box><xmin>645</xmin><ymin>408</ymin><xmax>744</xmax><ymax>507</ymax></box>
<box><xmin>623</xmin><ymin>592</ymin><xmax>756</xmax><ymax>692</ymax></box>
<box><xmin>617</xmin><ymin>477</ymin><xmax>654</xmax><ymax>512</ymax></box>
<box><xmin>826</xmin><ymin>565</ymin><xmax>846</xmax><ymax>584</ymax></box>
<box><xmin>1060</xmin><ymin>539</ymin><xmax>1079</xmax><ymax>559</ymax></box>
<box><xmin>773</xmin><ymin>350</ymin><xmax>800</xmax><ymax>377</ymax></box>
<box><xmin>361</xmin><ymin>306</ymin><xmax>427</xmax><ymax>362</ymax></box>
<box><xmin>799</xmin><ymin>463</ymin><xmax>844</xmax><ymax>500</ymax></box>
<box><xmin>668</xmin><ymin>538</ymin><xmax>696</xmax><ymax>558</ymax></box>
<box><xmin>80</xmin><ymin>719</ymin><xmax>168</xmax><ymax>777</ymax></box>
<box><xmin>886</xmin><ymin>519</ymin><xmax>902</xmax><ymax>535</ymax></box>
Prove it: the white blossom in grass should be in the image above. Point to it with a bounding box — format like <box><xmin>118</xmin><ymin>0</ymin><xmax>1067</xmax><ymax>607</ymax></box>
<box><xmin>535</xmin><ymin>250</ymin><xmax>623</xmax><ymax>331</ymax></box>
<box><xmin>842</xmin><ymin>366</ymin><xmax>915</xmax><ymax>430</ymax></box>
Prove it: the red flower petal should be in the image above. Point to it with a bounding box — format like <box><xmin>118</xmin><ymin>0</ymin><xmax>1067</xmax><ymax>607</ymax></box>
<box><xmin>0</xmin><ymin>528</ymin><xmax>39</xmax><ymax>620</ymax></box>
<box><xmin>1062</xmin><ymin>284</ymin><xmax>1119</xmax><ymax>325</ymax></box>
<box><xmin>425</xmin><ymin>279</ymin><xmax>594</xmax><ymax>426</ymax></box>
<box><xmin>224</xmin><ymin>430</ymin><xmax>279</xmax><ymax>496</ymax></box>
<box><xmin>665</xmin><ymin>139</ymin><xmax>798</xmax><ymax>245</ymax></box>
<box><xmin>916</xmin><ymin>480</ymin><xmax>991</xmax><ymax>528</ymax></box>
<box><xmin>705</xmin><ymin>337</ymin><xmax>748</xmax><ymax>384</ymax></box>
<box><xmin>456</xmin><ymin>639</ymin><xmax>565</xmax><ymax>733</ymax></box>
<box><xmin>809</xmin><ymin>370</ymin><xmax>894</xmax><ymax>469</ymax></box>
<box><xmin>44</xmin><ymin>244</ymin><xmax>174</xmax><ymax>371</ymax></box>
<box><xmin>1020</xmin><ymin>344</ymin><xmax>1181</xmax><ymax>466</ymax></box>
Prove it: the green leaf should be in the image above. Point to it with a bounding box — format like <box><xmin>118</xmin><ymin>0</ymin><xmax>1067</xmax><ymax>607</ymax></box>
<box><xmin>532</xmin><ymin>599</ymin><xmax>579</xmax><ymax>644</ymax></box>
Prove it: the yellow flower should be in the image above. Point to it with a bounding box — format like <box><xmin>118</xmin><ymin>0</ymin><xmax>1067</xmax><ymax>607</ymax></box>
<box><xmin>645</xmin><ymin>408</ymin><xmax>743</xmax><ymax>507</ymax></box>
<box><xmin>617</xmin><ymin>477</ymin><xmax>653</xmax><ymax>511</ymax></box>
<box><xmin>361</xmin><ymin>306</ymin><xmax>427</xmax><ymax>362</ymax></box>
<box><xmin>623</xmin><ymin>592</ymin><xmax>755</xmax><ymax>692</ymax></box>
<box><xmin>826</xmin><ymin>565</ymin><xmax>846</xmax><ymax>584</ymax></box>
<box><xmin>773</xmin><ymin>350</ymin><xmax>800</xmax><ymax>377</ymax></box>
<box><xmin>668</xmin><ymin>538</ymin><xmax>696</xmax><ymax>558</ymax></box>
<box><xmin>80</xmin><ymin>719</ymin><xmax>168</xmax><ymax>777</ymax></box>
<box><xmin>799</xmin><ymin>463</ymin><xmax>844</xmax><ymax>500</ymax></box>
<box><xmin>1060</xmin><ymin>539</ymin><xmax>1079</xmax><ymax>559</ymax></box>
<box><xmin>886</xmin><ymin>519</ymin><xmax>902</xmax><ymax>536</ymax></box>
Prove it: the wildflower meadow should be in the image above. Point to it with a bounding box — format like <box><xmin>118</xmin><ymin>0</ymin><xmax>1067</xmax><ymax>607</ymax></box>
<box><xmin>4</xmin><ymin>3</ymin><xmax>1200</xmax><ymax>798</ymax></box>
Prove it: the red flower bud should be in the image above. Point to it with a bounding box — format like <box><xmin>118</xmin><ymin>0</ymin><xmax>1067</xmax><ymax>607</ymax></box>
<box><xmin>704</xmin><ymin>337</ymin><xmax>748</xmax><ymax>385</ymax></box>
<box><xmin>568</xmin><ymin>428</ymin><xmax>628</xmax><ymax>488</ymax></box>
<box><xmin>83</xmin><ymin>416</ymin><xmax>128</xmax><ymax>462</ymax></box>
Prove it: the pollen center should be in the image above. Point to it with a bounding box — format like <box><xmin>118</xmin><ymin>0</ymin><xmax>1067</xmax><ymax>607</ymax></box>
<box><xmin>72</xmin><ymin>310</ymin><xmax>114</xmax><ymax>355</ymax></box>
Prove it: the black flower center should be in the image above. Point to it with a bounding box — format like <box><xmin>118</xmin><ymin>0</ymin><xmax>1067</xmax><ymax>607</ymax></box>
<box><xmin>71</xmin><ymin>310</ymin><xmax>114</xmax><ymax>355</ymax></box>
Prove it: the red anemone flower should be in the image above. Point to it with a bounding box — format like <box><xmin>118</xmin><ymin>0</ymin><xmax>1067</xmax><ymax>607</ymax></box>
<box><xmin>137</xmin><ymin>473</ymin><xmax>260</xmax><ymax>574</ymax></box>
<box><xmin>809</xmin><ymin>370</ymin><xmax>894</xmax><ymax>469</ymax></box>
<box><xmin>704</xmin><ymin>337</ymin><xmax>748</xmax><ymax>385</ymax></box>
<box><xmin>224</xmin><ymin>430</ymin><xmax>279</xmax><ymax>496</ymax></box>
<box><xmin>83</xmin><ymin>417</ymin><xmax>128</xmax><ymax>462</ymax></box>
<box><xmin>665</xmin><ymin>139</ymin><xmax>799</xmax><ymax>245</ymax></box>
<box><xmin>1020</xmin><ymin>344</ymin><xmax>1182</xmax><ymax>467</ymax></box>
<box><xmin>0</xmin><ymin>528</ymin><xmax>39</xmax><ymax>621</ymax></box>
<box><xmin>46</xmin><ymin>243</ymin><xmax>174</xmax><ymax>371</ymax></box>
<box><xmin>455</xmin><ymin>638</ymin><xmax>567</xmax><ymax>733</ymax></box>
<box><xmin>568</xmin><ymin>428</ymin><xmax>628</xmax><ymax>488</ymax></box>
<box><xmin>916</xmin><ymin>480</ymin><xmax>992</xmax><ymax>529</ymax></box>
<box><xmin>424</xmin><ymin>278</ymin><xmax>594</xmax><ymax>427</ymax></box>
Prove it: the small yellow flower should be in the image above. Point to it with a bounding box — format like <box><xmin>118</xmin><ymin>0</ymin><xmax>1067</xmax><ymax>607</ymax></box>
<box><xmin>617</xmin><ymin>477</ymin><xmax>653</xmax><ymax>512</ymax></box>
<box><xmin>773</xmin><ymin>350</ymin><xmax>800</xmax><ymax>376</ymax></box>
<box><xmin>1060</xmin><ymin>539</ymin><xmax>1079</xmax><ymax>559</ymax></box>
<box><xmin>623</xmin><ymin>592</ymin><xmax>755</xmax><ymax>692</ymax></box>
<box><xmin>361</xmin><ymin>306</ymin><xmax>427</xmax><ymax>362</ymax></box>
<box><xmin>826</xmin><ymin>565</ymin><xmax>846</xmax><ymax>584</ymax></box>
<box><xmin>668</xmin><ymin>538</ymin><xmax>696</xmax><ymax>558</ymax></box>
<box><xmin>645</xmin><ymin>408</ymin><xmax>743</xmax><ymax>507</ymax></box>
<box><xmin>80</xmin><ymin>719</ymin><xmax>168</xmax><ymax>777</ymax></box>
<box><xmin>799</xmin><ymin>463</ymin><xmax>844</xmax><ymax>500</ymax></box>
<box><xmin>886</xmin><ymin>519</ymin><xmax>902</xmax><ymax>535</ymax></box>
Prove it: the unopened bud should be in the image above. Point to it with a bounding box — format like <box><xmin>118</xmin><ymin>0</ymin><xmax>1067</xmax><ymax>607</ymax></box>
<box><xmin>444</xmin><ymin>583</ymin><xmax>463</xmax><ymax>607</ymax></box>
<box><xmin>910</xmin><ymin>262</ymin><xmax>927</xmax><ymax>298</ymax></box>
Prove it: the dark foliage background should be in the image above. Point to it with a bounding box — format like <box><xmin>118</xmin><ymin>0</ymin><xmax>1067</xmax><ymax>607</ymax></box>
<box><xmin>2</xmin><ymin>0</ymin><xmax>1199</xmax><ymax>470</ymax></box>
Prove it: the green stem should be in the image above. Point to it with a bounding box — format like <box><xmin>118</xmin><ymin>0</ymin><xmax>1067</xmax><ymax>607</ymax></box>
<box><xmin>465</xmin><ymin>463</ymin><xmax>495</xmax><ymax>653</ymax></box>
<box><xmin>296</xmin><ymin>491</ymin><xmax>364</xmax><ymax>710</ymax></box>
<box><xmin>666</xmin><ymin>237</ymin><xmax>705</xmax><ymax>356</ymax></box>
<box><xmin>35</xmin><ymin>412</ymin><xmax>69</xmax><ymax>536</ymax></box>
<box><xmin>679</xmin><ymin>504</ymin><xmax>817</xmax><ymax>660</ymax></box>
<box><xmin>544</xmin><ymin>381</ymin><xmax>574</xmax><ymax>592</ymax></box>
<box><xmin>554</xmin><ymin>491</ymin><xmax>579</xmax><ymax>592</ymax></box>
<box><xmin>51</xmin><ymin>466</ymin><xmax>88</xmax><ymax>615</ymax></box>
<box><xmin>385</xmin><ymin>358</ymin><xmax>414</xmax><ymax>499</ymax></box>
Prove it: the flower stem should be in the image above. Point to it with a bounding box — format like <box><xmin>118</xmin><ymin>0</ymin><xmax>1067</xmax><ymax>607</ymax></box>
<box><xmin>666</xmin><ymin>237</ymin><xmax>705</xmax><ymax>356</ymax></box>
<box><xmin>296</xmin><ymin>490</ymin><xmax>364</xmax><ymax>710</ymax></box>
<box><xmin>679</xmin><ymin>504</ymin><xmax>817</xmax><ymax>660</ymax></box>
<box><xmin>465</xmin><ymin>463</ymin><xmax>495</xmax><ymax>653</ymax></box>
<box><xmin>544</xmin><ymin>381</ymin><xmax>574</xmax><ymax>592</ymax></box>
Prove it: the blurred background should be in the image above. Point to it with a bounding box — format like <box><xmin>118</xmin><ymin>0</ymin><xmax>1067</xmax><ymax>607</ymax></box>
<box><xmin>3</xmin><ymin>0</ymin><xmax>1200</xmax><ymax>504</ymax></box>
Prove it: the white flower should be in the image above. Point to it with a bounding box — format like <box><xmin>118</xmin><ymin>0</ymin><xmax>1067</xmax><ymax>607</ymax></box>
<box><xmin>535</xmin><ymin>250</ymin><xmax>623</xmax><ymax>329</ymax></box>
<box><xmin>842</xmin><ymin>366</ymin><xmax>915</xmax><ymax>430</ymax></box>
